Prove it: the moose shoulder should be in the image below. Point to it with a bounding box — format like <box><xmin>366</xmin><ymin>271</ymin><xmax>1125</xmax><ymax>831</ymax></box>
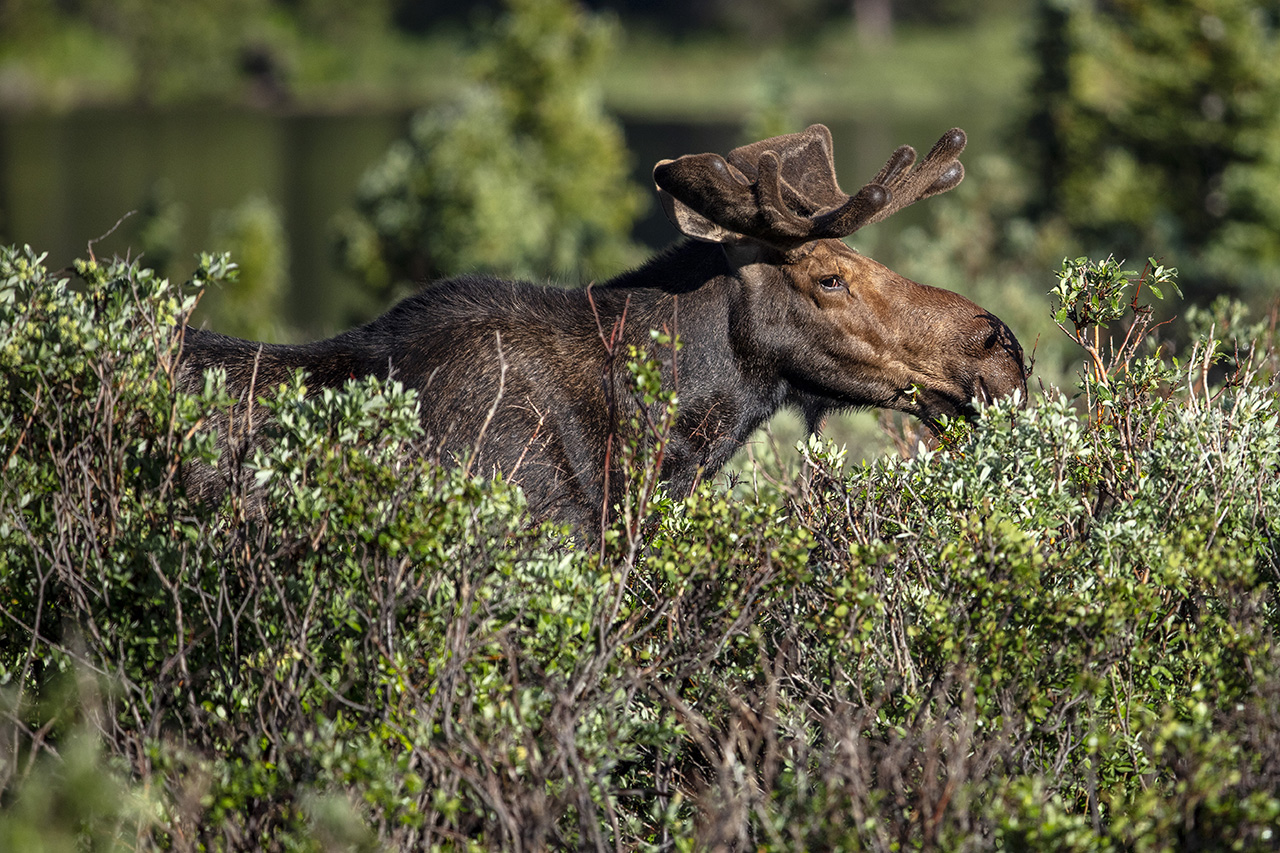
<box><xmin>179</xmin><ymin>125</ymin><xmax>1026</xmax><ymax>532</ymax></box>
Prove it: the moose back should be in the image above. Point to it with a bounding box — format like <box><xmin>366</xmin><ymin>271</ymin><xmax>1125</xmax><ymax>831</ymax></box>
<box><xmin>179</xmin><ymin>125</ymin><xmax>1026</xmax><ymax>532</ymax></box>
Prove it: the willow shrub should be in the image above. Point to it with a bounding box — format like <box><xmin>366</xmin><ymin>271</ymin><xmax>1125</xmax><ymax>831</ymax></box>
<box><xmin>1</xmin><ymin>244</ymin><xmax>1278</xmax><ymax>851</ymax></box>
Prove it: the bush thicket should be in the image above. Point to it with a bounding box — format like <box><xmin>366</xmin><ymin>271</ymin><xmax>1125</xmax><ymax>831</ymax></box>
<box><xmin>3</xmin><ymin>241</ymin><xmax>1280</xmax><ymax>850</ymax></box>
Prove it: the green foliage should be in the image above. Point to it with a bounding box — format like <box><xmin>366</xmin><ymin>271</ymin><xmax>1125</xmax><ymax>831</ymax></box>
<box><xmin>294</xmin><ymin>0</ymin><xmax>392</xmax><ymax>44</ymax></box>
<box><xmin>133</xmin><ymin>181</ymin><xmax>186</xmax><ymax>278</ymax></box>
<box><xmin>1026</xmin><ymin>0</ymin><xmax>1280</xmax><ymax>303</ymax></box>
<box><xmin>83</xmin><ymin>0</ymin><xmax>274</xmax><ymax>103</ymax></box>
<box><xmin>202</xmin><ymin>195</ymin><xmax>289</xmax><ymax>340</ymax></box>
<box><xmin>333</xmin><ymin>0</ymin><xmax>645</xmax><ymax>302</ymax></box>
<box><xmin>0</xmin><ymin>694</ymin><xmax>159</xmax><ymax>853</ymax></box>
<box><xmin>1049</xmin><ymin>255</ymin><xmax>1181</xmax><ymax>420</ymax></box>
<box><xmin>2</xmin><ymin>240</ymin><xmax>1279</xmax><ymax>850</ymax></box>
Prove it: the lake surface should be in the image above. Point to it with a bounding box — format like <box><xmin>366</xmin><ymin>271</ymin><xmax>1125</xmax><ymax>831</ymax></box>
<box><xmin>0</xmin><ymin>108</ymin><xmax>413</xmax><ymax>336</ymax></box>
<box><xmin>0</xmin><ymin>107</ymin><xmax>996</xmax><ymax>339</ymax></box>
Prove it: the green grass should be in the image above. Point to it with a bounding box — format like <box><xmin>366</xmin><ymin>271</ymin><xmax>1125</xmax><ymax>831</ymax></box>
<box><xmin>285</xmin><ymin>29</ymin><xmax>476</xmax><ymax>112</ymax></box>
<box><xmin>0</xmin><ymin>15</ymin><xmax>1033</xmax><ymax>121</ymax></box>
<box><xmin>603</xmin><ymin>17</ymin><xmax>1035</xmax><ymax>121</ymax></box>
<box><xmin>0</xmin><ymin>20</ymin><xmax>134</xmax><ymax>110</ymax></box>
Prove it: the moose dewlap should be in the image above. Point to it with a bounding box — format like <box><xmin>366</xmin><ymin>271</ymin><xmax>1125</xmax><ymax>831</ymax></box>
<box><xmin>180</xmin><ymin>124</ymin><xmax>1027</xmax><ymax>531</ymax></box>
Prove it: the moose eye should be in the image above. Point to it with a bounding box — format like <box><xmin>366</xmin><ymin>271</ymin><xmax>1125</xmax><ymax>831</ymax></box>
<box><xmin>819</xmin><ymin>275</ymin><xmax>847</xmax><ymax>291</ymax></box>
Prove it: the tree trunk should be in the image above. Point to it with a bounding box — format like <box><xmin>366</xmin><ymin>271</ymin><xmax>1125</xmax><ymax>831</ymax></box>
<box><xmin>853</xmin><ymin>0</ymin><xmax>893</xmax><ymax>47</ymax></box>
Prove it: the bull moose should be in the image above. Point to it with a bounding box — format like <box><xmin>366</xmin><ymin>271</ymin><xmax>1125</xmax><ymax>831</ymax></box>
<box><xmin>180</xmin><ymin>124</ymin><xmax>1026</xmax><ymax>532</ymax></box>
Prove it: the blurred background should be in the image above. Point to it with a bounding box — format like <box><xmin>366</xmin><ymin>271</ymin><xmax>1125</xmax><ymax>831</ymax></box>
<box><xmin>2</xmin><ymin>0</ymin><xmax>1279</xmax><ymax>450</ymax></box>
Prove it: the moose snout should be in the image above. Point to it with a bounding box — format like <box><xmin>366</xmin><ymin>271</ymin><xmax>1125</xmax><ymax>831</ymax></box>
<box><xmin>969</xmin><ymin>313</ymin><xmax>1027</xmax><ymax>408</ymax></box>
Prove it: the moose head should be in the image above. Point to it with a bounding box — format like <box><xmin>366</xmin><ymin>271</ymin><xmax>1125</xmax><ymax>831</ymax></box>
<box><xmin>180</xmin><ymin>124</ymin><xmax>1026</xmax><ymax>532</ymax></box>
<box><xmin>652</xmin><ymin>123</ymin><xmax>1025</xmax><ymax>433</ymax></box>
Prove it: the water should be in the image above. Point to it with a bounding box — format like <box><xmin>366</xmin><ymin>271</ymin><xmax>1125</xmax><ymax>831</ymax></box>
<box><xmin>0</xmin><ymin>107</ymin><xmax>412</xmax><ymax>337</ymax></box>
<box><xmin>0</xmin><ymin>108</ymin><xmax>992</xmax><ymax>339</ymax></box>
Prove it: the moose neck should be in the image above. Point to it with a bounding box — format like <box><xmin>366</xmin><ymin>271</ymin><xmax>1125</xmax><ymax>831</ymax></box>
<box><xmin>590</xmin><ymin>240</ymin><xmax>790</xmax><ymax>498</ymax></box>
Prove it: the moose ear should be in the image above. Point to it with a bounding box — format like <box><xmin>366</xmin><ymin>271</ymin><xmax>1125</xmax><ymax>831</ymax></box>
<box><xmin>656</xmin><ymin>188</ymin><xmax>745</xmax><ymax>244</ymax></box>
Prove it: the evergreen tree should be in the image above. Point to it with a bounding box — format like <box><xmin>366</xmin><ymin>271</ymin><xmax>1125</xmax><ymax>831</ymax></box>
<box><xmin>1026</xmin><ymin>0</ymin><xmax>1280</xmax><ymax>302</ymax></box>
<box><xmin>334</xmin><ymin>0</ymin><xmax>645</xmax><ymax>303</ymax></box>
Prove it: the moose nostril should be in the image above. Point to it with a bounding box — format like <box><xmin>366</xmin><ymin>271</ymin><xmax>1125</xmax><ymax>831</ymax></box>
<box><xmin>973</xmin><ymin>350</ymin><xmax>1028</xmax><ymax>409</ymax></box>
<box><xmin>976</xmin><ymin>377</ymin><xmax>991</xmax><ymax>405</ymax></box>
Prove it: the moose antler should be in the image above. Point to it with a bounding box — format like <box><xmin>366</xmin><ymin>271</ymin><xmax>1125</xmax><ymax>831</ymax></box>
<box><xmin>653</xmin><ymin>124</ymin><xmax>966</xmax><ymax>249</ymax></box>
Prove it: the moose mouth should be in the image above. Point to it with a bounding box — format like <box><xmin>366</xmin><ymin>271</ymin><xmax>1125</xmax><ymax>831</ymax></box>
<box><xmin>902</xmin><ymin>365</ymin><xmax>1028</xmax><ymax>436</ymax></box>
<box><xmin>899</xmin><ymin>389</ymin><xmax>974</xmax><ymax>436</ymax></box>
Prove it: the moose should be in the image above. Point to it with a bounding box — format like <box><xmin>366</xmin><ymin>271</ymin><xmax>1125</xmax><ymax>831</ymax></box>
<box><xmin>179</xmin><ymin>124</ymin><xmax>1026</xmax><ymax>532</ymax></box>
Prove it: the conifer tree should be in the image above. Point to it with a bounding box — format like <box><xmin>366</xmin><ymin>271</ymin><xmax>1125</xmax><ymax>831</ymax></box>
<box><xmin>1026</xmin><ymin>0</ymin><xmax>1280</xmax><ymax>302</ymax></box>
<box><xmin>334</xmin><ymin>0</ymin><xmax>644</xmax><ymax>302</ymax></box>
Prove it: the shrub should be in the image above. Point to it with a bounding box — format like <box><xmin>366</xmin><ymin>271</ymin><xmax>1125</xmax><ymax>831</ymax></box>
<box><xmin>1</xmin><ymin>244</ymin><xmax>1278</xmax><ymax>850</ymax></box>
<box><xmin>202</xmin><ymin>195</ymin><xmax>289</xmax><ymax>341</ymax></box>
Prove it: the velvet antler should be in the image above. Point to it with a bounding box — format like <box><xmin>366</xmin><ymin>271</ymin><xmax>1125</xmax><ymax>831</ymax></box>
<box><xmin>653</xmin><ymin>124</ymin><xmax>967</xmax><ymax>249</ymax></box>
